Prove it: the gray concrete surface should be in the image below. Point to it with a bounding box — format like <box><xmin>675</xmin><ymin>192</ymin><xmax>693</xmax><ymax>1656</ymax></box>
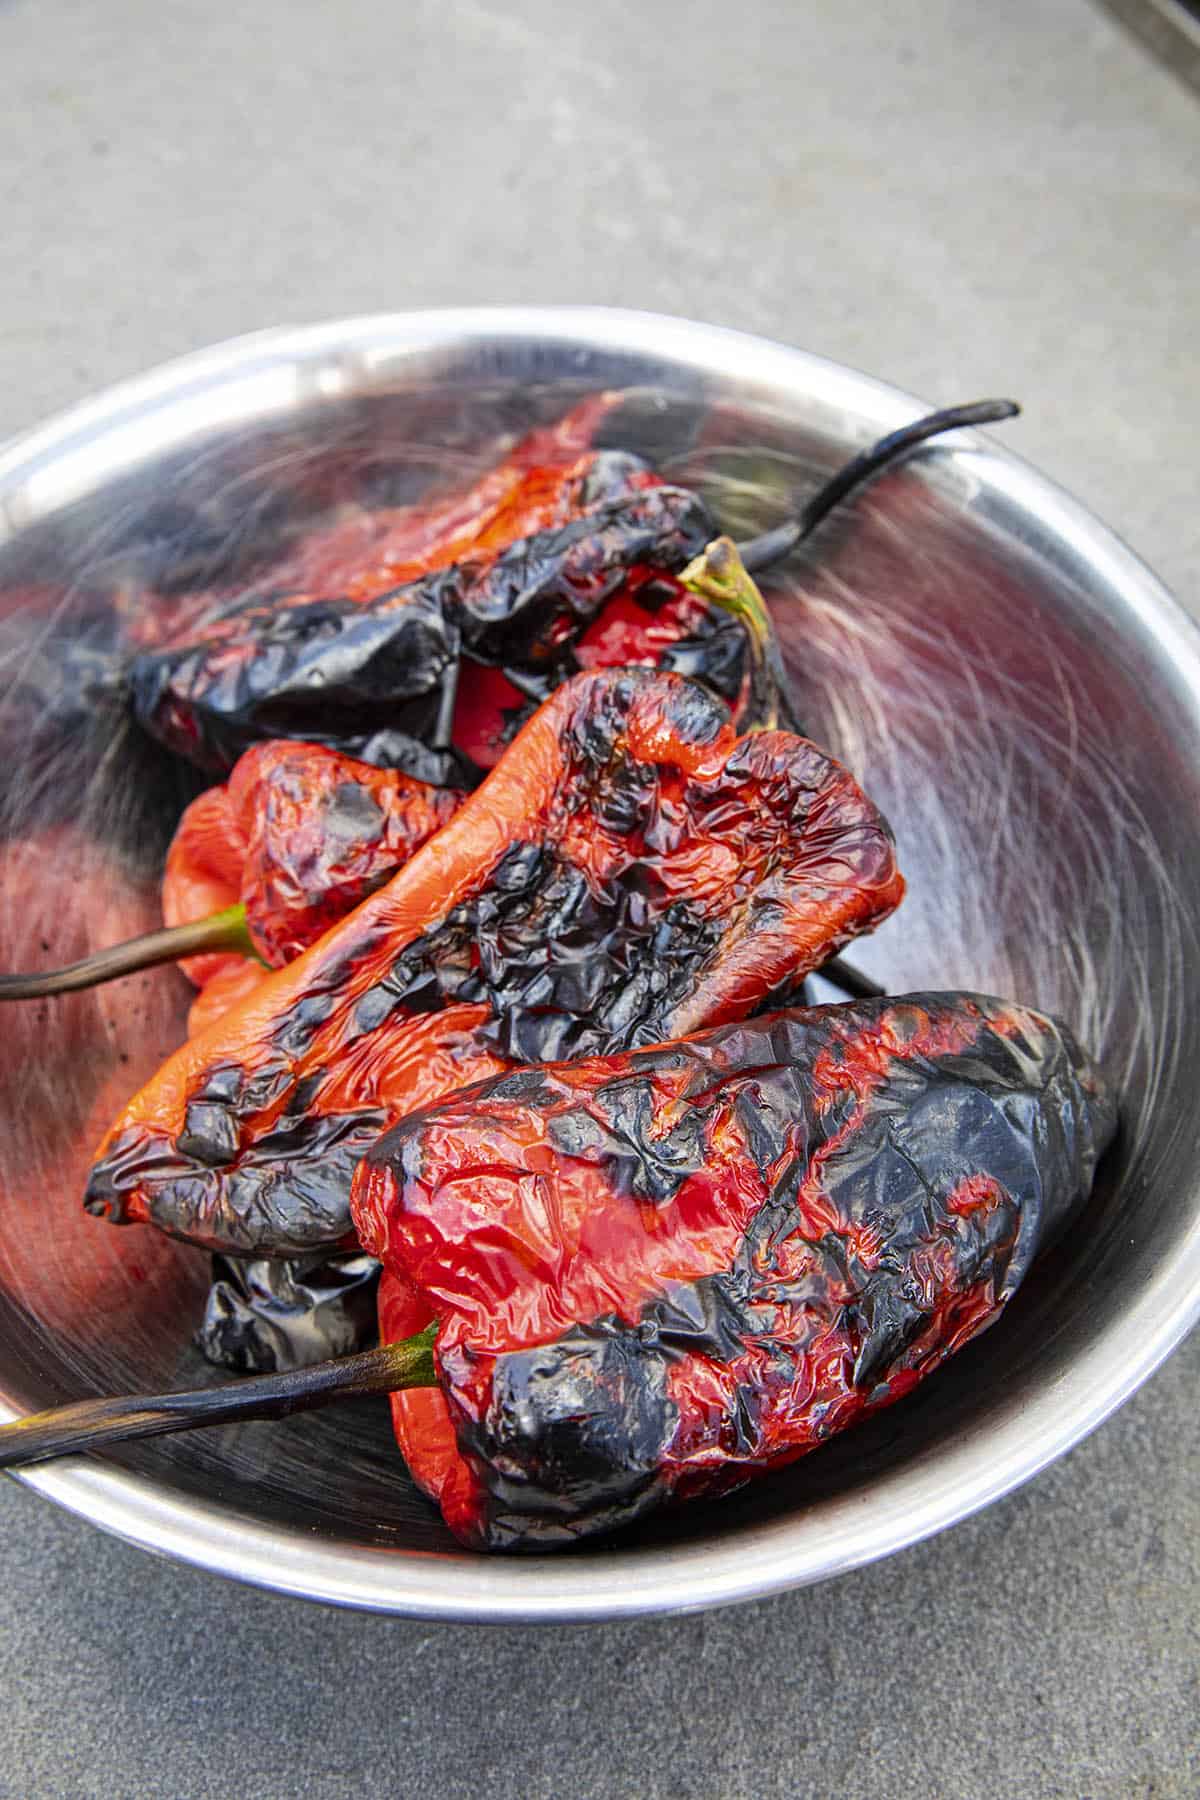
<box><xmin>0</xmin><ymin>1</ymin><xmax>1197</xmax><ymax>1794</ymax></box>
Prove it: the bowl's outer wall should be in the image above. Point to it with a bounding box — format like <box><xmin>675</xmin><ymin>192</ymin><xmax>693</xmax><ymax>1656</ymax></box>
<box><xmin>0</xmin><ymin>309</ymin><xmax>1196</xmax><ymax>1620</ymax></box>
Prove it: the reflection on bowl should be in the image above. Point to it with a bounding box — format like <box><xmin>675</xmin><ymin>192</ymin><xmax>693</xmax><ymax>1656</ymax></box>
<box><xmin>0</xmin><ymin>309</ymin><xmax>1196</xmax><ymax>1620</ymax></box>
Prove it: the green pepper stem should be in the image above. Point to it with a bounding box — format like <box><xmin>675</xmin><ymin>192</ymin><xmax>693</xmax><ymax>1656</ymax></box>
<box><xmin>0</xmin><ymin>902</ymin><xmax>257</xmax><ymax>1001</ymax></box>
<box><xmin>0</xmin><ymin>1324</ymin><xmax>438</xmax><ymax>1470</ymax></box>
<box><xmin>681</xmin><ymin>536</ymin><xmax>795</xmax><ymax>732</ymax></box>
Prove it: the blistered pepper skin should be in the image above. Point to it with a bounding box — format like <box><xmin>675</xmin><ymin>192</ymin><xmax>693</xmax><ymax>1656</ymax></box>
<box><xmin>353</xmin><ymin>994</ymin><xmax>1116</xmax><ymax>1550</ymax></box>
<box><xmin>129</xmin><ymin>483</ymin><xmax>715</xmax><ymax>780</ymax></box>
<box><xmin>126</xmin><ymin>389</ymin><xmax>772</xmax><ymax>781</ymax></box>
<box><xmin>85</xmin><ymin>669</ymin><xmax>903</xmax><ymax>1257</ymax></box>
<box><xmin>196</xmin><ymin>1249</ymin><xmax>381</xmax><ymax>1374</ymax></box>
<box><xmin>123</xmin><ymin>392</ymin><xmax>635</xmax><ymax>650</ymax></box>
<box><xmin>163</xmin><ymin>740</ymin><xmax>460</xmax><ymax>978</ymax></box>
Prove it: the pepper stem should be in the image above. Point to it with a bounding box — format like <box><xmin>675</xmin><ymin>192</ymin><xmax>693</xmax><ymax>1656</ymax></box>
<box><xmin>681</xmin><ymin>535</ymin><xmax>794</xmax><ymax>732</ymax></box>
<box><xmin>737</xmin><ymin>398</ymin><xmax>1021</xmax><ymax>574</ymax></box>
<box><xmin>0</xmin><ymin>1323</ymin><xmax>438</xmax><ymax>1469</ymax></box>
<box><xmin>0</xmin><ymin>902</ymin><xmax>258</xmax><ymax>1001</ymax></box>
<box><xmin>817</xmin><ymin>955</ymin><xmax>886</xmax><ymax>1000</ymax></box>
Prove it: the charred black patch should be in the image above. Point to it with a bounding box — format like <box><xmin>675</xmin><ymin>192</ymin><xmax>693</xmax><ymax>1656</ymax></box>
<box><xmin>465</xmin><ymin>1321</ymin><xmax>678</xmax><ymax>1548</ymax></box>
<box><xmin>442</xmin><ymin>486</ymin><xmax>713</xmax><ymax>669</ymax></box>
<box><xmin>196</xmin><ymin>1250</ymin><xmax>381</xmax><ymax>1374</ymax></box>
<box><xmin>438</xmin><ymin>996</ymin><xmax>1117</xmax><ymax>1547</ymax></box>
<box><xmin>657</xmin><ymin>614</ymin><xmax>749</xmax><ymax>706</ymax></box>
<box><xmin>83</xmin><ymin>1127</ymin><xmax>168</xmax><ymax>1221</ymax></box>
<box><xmin>84</xmin><ymin>1054</ymin><xmax>384</xmax><ymax>1254</ymax></box>
<box><xmin>144</xmin><ymin>1106</ymin><xmax>391</xmax><ymax>1256</ymax></box>
<box><xmin>647</xmin><ymin>669</ymin><xmax>735</xmax><ymax>749</ymax></box>
<box><xmin>129</xmin><ymin>485</ymin><xmax>714</xmax><ymax>779</ymax></box>
<box><xmin>346</xmin><ymin>835</ymin><xmax>724</xmax><ymax>1067</ymax></box>
<box><xmin>177</xmin><ymin>1101</ymin><xmax>240</xmax><ymax>1168</ymax></box>
<box><xmin>272</xmin><ymin>990</ymin><xmax>337</xmax><ymax>1060</ymax></box>
<box><xmin>547</xmin><ymin>1076</ymin><xmax>708</xmax><ymax>1205</ymax></box>
<box><xmin>130</xmin><ymin>585</ymin><xmax>460</xmax><ymax>779</ymax></box>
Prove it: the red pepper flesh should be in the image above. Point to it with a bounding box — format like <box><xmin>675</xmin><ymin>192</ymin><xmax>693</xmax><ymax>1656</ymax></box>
<box><xmin>86</xmin><ymin>669</ymin><xmax>903</xmax><ymax>1256</ymax></box>
<box><xmin>164</xmin><ymin>741</ymin><xmax>460</xmax><ymax>972</ymax></box>
<box><xmin>352</xmin><ymin>993</ymin><xmax>1116</xmax><ymax>1550</ymax></box>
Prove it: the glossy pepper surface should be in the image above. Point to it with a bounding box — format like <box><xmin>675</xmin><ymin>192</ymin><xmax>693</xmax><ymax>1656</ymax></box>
<box><xmin>162</xmin><ymin>740</ymin><xmax>461</xmax><ymax>1021</ymax></box>
<box><xmin>122</xmin><ymin>394</ymin><xmax>634</xmax><ymax>644</ymax></box>
<box><xmin>124</xmin><ymin>388</ymin><xmax>787</xmax><ymax>783</ymax></box>
<box><xmin>129</xmin><ymin>472</ymin><xmax>716</xmax><ymax>782</ymax></box>
<box><xmin>85</xmin><ymin>668</ymin><xmax>903</xmax><ymax>1256</ymax></box>
<box><xmin>195</xmin><ymin>1249</ymin><xmax>381</xmax><ymax>1374</ymax></box>
<box><xmin>352</xmin><ymin>993</ymin><xmax>1116</xmax><ymax>1550</ymax></box>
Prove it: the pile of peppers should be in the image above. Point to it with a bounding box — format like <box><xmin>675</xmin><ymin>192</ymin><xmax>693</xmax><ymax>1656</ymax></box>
<box><xmin>0</xmin><ymin>394</ymin><xmax>1117</xmax><ymax>1551</ymax></box>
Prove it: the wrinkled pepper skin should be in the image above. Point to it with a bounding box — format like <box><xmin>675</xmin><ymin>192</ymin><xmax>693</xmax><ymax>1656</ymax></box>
<box><xmin>196</xmin><ymin>1249</ymin><xmax>380</xmax><ymax>1374</ymax></box>
<box><xmin>118</xmin><ymin>392</ymin><xmax>634</xmax><ymax>653</ymax></box>
<box><xmin>163</xmin><ymin>740</ymin><xmax>461</xmax><ymax>984</ymax></box>
<box><xmin>85</xmin><ymin>669</ymin><xmax>903</xmax><ymax>1257</ymax></box>
<box><xmin>352</xmin><ymin>994</ymin><xmax>1117</xmax><ymax>1550</ymax></box>
<box><xmin>265</xmin><ymin>400</ymin><xmax>651</xmax><ymax>607</ymax></box>
<box><xmin>127</xmin><ymin>390</ymin><xmax>775</xmax><ymax>781</ymax></box>
<box><xmin>129</xmin><ymin>483</ymin><xmax>716</xmax><ymax>781</ymax></box>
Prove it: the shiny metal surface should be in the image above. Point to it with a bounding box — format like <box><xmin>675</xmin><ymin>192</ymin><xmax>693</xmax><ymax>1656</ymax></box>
<box><xmin>0</xmin><ymin>307</ymin><xmax>1196</xmax><ymax>1621</ymax></box>
<box><xmin>1095</xmin><ymin>0</ymin><xmax>1200</xmax><ymax>98</ymax></box>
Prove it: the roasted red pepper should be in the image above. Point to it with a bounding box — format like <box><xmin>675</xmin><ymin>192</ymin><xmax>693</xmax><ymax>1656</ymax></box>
<box><xmin>117</xmin><ymin>393</ymin><xmax>635</xmax><ymax>652</ymax></box>
<box><xmin>129</xmin><ymin>481</ymin><xmax>716</xmax><ymax>781</ymax></box>
<box><xmin>262</xmin><ymin>398</ymin><xmax>651</xmax><ymax>606</ymax></box>
<box><xmin>85</xmin><ymin>668</ymin><xmax>903</xmax><ymax>1256</ymax></box>
<box><xmin>123</xmin><ymin>388</ymin><xmax>800</xmax><ymax>784</ymax></box>
<box><xmin>163</xmin><ymin>740</ymin><xmax>461</xmax><ymax>1006</ymax></box>
<box><xmin>352</xmin><ymin>992</ymin><xmax>1116</xmax><ymax>1549</ymax></box>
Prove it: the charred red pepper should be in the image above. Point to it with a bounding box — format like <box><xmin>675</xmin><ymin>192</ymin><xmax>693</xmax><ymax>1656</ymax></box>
<box><xmin>129</xmin><ymin>476</ymin><xmax>716</xmax><ymax>783</ymax></box>
<box><xmin>124</xmin><ymin>392</ymin><xmax>801</xmax><ymax>784</ymax></box>
<box><xmin>100</xmin><ymin>397</ymin><xmax>1022</xmax><ymax>797</ymax></box>
<box><xmin>351</xmin><ymin>992</ymin><xmax>1116</xmax><ymax>1549</ymax></box>
<box><xmin>0</xmin><ymin>991</ymin><xmax>1113</xmax><ymax>1549</ymax></box>
<box><xmin>85</xmin><ymin>668</ymin><xmax>903</xmax><ymax>1256</ymax></box>
<box><xmin>117</xmin><ymin>393</ymin><xmax>636</xmax><ymax>651</ymax></box>
<box><xmin>163</xmin><ymin>740</ymin><xmax>461</xmax><ymax>998</ymax></box>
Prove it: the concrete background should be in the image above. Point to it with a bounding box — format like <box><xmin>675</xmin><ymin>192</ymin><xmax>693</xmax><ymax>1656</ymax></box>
<box><xmin>1</xmin><ymin>1</ymin><xmax>1197</xmax><ymax>1794</ymax></box>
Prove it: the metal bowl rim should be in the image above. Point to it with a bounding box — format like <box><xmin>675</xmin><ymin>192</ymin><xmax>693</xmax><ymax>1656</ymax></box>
<box><xmin>2</xmin><ymin>305</ymin><xmax>1197</xmax><ymax>1621</ymax></box>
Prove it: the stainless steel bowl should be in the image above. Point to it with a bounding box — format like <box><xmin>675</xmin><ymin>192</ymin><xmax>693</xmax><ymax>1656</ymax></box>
<box><xmin>0</xmin><ymin>308</ymin><xmax>1196</xmax><ymax>1621</ymax></box>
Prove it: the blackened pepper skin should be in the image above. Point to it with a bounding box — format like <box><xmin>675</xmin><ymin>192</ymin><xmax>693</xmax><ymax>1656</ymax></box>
<box><xmin>124</xmin><ymin>389</ymin><xmax>777</xmax><ymax>782</ymax></box>
<box><xmin>195</xmin><ymin>1249</ymin><xmax>380</xmax><ymax>1374</ymax></box>
<box><xmin>163</xmin><ymin>740</ymin><xmax>461</xmax><ymax>982</ymax></box>
<box><xmin>85</xmin><ymin>669</ymin><xmax>903</xmax><ymax>1257</ymax></box>
<box><xmin>130</xmin><ymin>580</ymin><xmax>467</xmax><ymax>783</ymax></box>
<box><xmin>129</xmin><ymin>485</ymin><xmax>715</xmax><ymax>780</ymax></box>
<box><xmin>354</xmin><ymin>993</ymin><xmax>1117</xmax><ymax>1550</ymax></box>
<box><xmin>120</xmin><ymin>393</ymin><xmax>639</xmax><ymax>651</ymax></box>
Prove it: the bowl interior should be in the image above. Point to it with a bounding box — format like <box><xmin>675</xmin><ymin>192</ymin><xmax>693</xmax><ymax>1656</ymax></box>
<box><xmin>0</xmin><ymin>313</ymin><xmax>1196</xmax><ymax>1616</ymax></box>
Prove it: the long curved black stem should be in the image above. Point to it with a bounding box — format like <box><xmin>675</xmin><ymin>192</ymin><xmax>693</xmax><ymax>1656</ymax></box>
<box><xmin>0</xmin><ymin>1325</ymin><xmax>438</xmax><ymax>1470</ymax></box>
<box><xmin>432</xmin><ymin>653</ymin><xmax>461</xmax><ymax>750</ymax></box>
<box><xmin>499</xmin><ymin>663</ymin><xmax>555</xmax><ymax>705</ymax></box>
<box><xmin>0</xmin><ymin>903</ymin><xmax>255</xmax><ymax>1002</ymax></box>
<box><xmin>817</xmin><ymin>955</ymin><xmax>886</xmax><ymax>1001</ymax></box>
<box><xmin>738</xmin><ymin>399</ymin><xmax>1020</xmax><ymax>575</ymax></box>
